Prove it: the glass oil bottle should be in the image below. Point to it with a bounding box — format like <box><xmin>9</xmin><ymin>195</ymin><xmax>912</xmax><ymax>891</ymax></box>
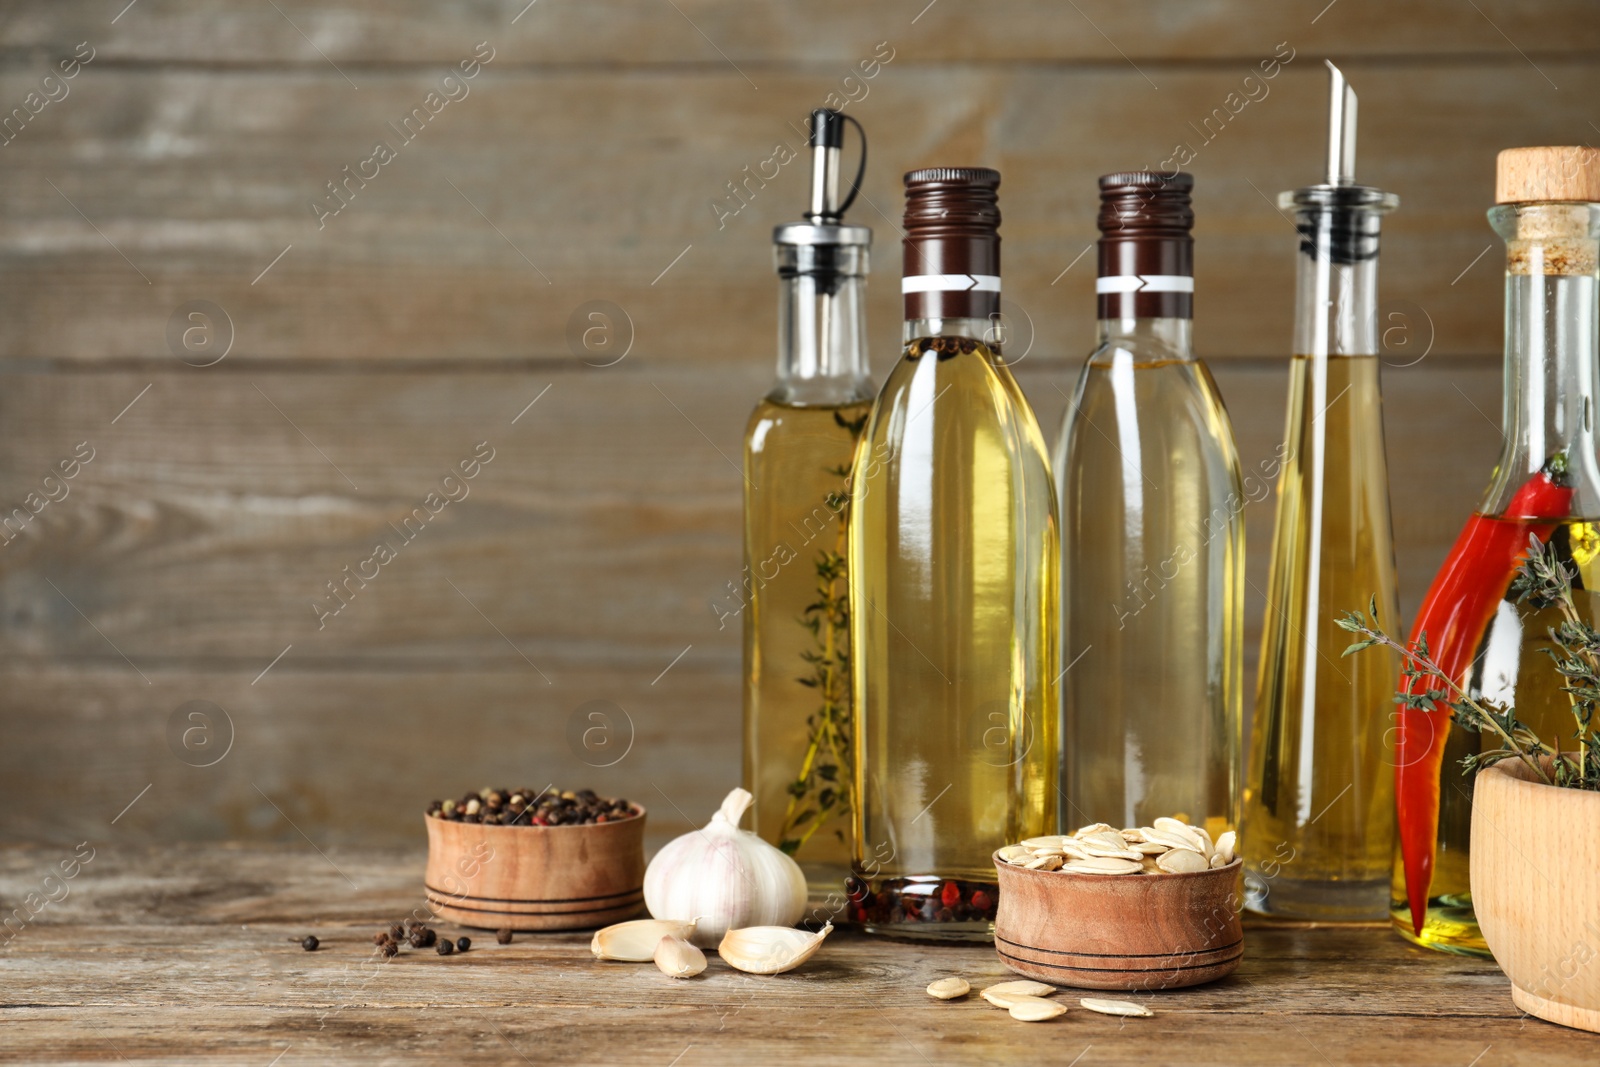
<box><xmin>1242</xmin><ymin>63</ymin><xmax>1401</xmax><ymax>920</ymax></box>
<box><xmin>1055</xmin><ymin>172</ymin><xmax>1244</xmax><ymax>840</ymax></box>
<box><xmin>846</xmin><ymin>168</ymin><xmax>1059</xmax><ymax>941</ymax></box>
<box><xmin>742</xmin><ymin>110</ymin><xmax>873</xmax><ymax>906</ymax></box>
<box><xmin>1389</xmin><ymin>147</ymin><xmax>1600</xmax><ymax>955</ymax></box>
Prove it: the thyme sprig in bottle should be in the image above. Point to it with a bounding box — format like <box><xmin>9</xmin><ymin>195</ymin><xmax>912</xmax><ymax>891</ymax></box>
<box><xmin>742</xmin><ymin>110</ymin><xmax>874</xmax><ymax>907</ymax></box>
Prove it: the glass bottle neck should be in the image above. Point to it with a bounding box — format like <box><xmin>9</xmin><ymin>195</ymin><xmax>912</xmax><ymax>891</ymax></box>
<box><xmin>1093</xmin><ymin>317</ymin><xmax>1193</xmax><ymax>359</ymax></box>
<box><xmin>772</xmin><ymin>243</ymin><xmax>872</xmax><ymax>406</ymax></box>
<box><xmin>1484</xmin><ymin>202</ymin><xmax>1600</xmax><ymax>516</ymax></box>
<box><xmin>1288</xmin><ymin>197</ymin><xmax>1390</xmax><ymax>357</ymax></box>
<box><xmin>902</xmin><ymin>316</ymin><xmax>998</xmax><ymax>344</ymax></box>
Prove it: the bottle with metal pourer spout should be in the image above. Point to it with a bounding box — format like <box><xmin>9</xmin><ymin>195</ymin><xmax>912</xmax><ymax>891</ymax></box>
<box><xmin>1242</xmin><ymin>62</ymin><xmax>1402</xmax><ymax>921</ymax></box>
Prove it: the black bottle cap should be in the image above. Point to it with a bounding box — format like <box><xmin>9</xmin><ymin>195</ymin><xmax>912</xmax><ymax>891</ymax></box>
<box><xmin>810</xmin><ymin>108</ymin><xmax>846</xmax><ymax>149</ymax></box>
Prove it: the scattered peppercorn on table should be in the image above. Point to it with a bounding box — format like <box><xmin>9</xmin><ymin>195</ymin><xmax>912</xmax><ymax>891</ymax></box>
<box><xmin>2</xmin><ymin>844</ymin><xmax>1595</xmax><ymax>1066</ymax></box>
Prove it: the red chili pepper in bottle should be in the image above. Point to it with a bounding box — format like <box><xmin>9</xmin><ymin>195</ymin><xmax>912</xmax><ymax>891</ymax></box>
<box><xmin>1394</xmin><ymin>458</ymin><xmax>1572</xmax><ymax>936</ymax></box>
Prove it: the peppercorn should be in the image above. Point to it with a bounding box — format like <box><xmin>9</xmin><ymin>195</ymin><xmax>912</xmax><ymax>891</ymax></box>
<box><xmin>436</xmin><ymin>938</ymin><xmax>454</xmax><ymax>956</ymax></box>
<box><xmin>372</xmin><ymin>931</ymin><xmax>392</xmax><ymax>946</ymax></box>
<box><xmin>456</xmin><ymin>937</ymin><xmax>471</xmax><ymax>952</ymax></box>
<box><xmin>496</xmin><ymin>927</ymin><xmax>512</xmax><ymax>945</ymax></box>
<box><xmin>381</xmin><ymin>941</ymin><xmax>399</xmax><ymax>958</ymax></box>
<box><xmin>301</xmin><ymin>935</ymin><xmax>319</xmax><ymax>951</ymax></box>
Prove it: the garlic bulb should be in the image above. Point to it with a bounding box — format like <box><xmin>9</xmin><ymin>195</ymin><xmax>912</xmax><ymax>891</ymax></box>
<box><xmin>644</xmin><ymin>787</ymin><xmax>806</xmax><ymax>946</ymax></box>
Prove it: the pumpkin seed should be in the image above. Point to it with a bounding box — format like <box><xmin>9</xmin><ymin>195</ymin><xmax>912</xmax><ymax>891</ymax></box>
<box><xmin>1008</xmin><ymin>996</ymin><xmax>1068</xmax><ymax>1022</ymax></box>
<box><xmin>927</xmin><ymin>977</ymin><xmax>970</xmax><ymax>1000</ymax></box>
<box><xmin>1064</xmin><ymin>857</ymin><xmax>1143</xmax><ymax>875</ymax></box>
<box><xmin>1080</xmin><ymin>997</ymin><xmax>1153</xmax><ymax>1017</ymax></box>
<box><xmin>1152</xmin><ymin>818</ymin><xmax>1205</xmax><ymax>852</ymax></box>
<box><xmin>985</xmin><ymin>979</ymin><xmax>1056</xmax><ymax>997</ymax></box>
<box><xmin>1000</xmin><ymin>817</ymin><xmax>1239</xmax><ymax>878</ymax></box>
<box><xmin>1081</xmin><ymin>844</ymin><xmax>1144</xmax><ymax>861</ymax></box>
<box><xmin>1023</xmin><ymin>836</ymin><xmax>1070</xmax><ymax>849</ymax></box>
<box><xmin>1155</xmin><ymin>848</ymin><xmax>1209</xmax><ymax>874</ymax></box>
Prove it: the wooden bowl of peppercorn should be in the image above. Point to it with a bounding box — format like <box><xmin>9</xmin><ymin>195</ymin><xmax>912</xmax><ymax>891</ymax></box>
<box><xmin>424</xmin><ymin>788</ymin><xmax>646</xmax><ymax>931</ymax></box>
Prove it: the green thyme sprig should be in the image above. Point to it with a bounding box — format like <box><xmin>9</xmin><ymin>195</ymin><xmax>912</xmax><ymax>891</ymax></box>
<box><xmin>777</xmin><ymin>409</ymin><xmax>868</xmax><ymax>855</ymax></box>
<box><xmin>1337</xmin><ymin>534</ymin><xmax>1600</xmax><ymax>790</ymax></box>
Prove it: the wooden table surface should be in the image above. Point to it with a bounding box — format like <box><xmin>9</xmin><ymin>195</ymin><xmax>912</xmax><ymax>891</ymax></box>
<box><xmin>2</xmin><ymin>844</ymin><xmax>1594</xmax><ymax>1066</ymax></box>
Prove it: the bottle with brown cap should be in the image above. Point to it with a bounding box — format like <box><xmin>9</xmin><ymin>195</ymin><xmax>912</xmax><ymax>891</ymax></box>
<box><xmin>741</xmin><ymin>110</ymin><xmax>873</xmax><ymax>904</ymax></box>
<box><xmin>1243</xmin><ymin>62</ymin><xmax>1401</xmax><ymax>924</ymax></box>
<box><xmin>1053</xmin><ymin>171</ymin><xmax>1243</xmax><ymax>844</ymax></box>
<box><xmin>846</xmin><ymin>167</ymin><xmax>1058</xmax><ymax>941</ymax></box>
<box><xmin>1384</xmin><ymin>145</ymin><xmax>1600</xmax><ymax>957</ymax></box>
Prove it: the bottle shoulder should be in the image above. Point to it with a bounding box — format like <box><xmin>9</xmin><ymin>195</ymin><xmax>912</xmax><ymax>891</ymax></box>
<box><xmin>1058</xmin><ymin>346</ymin><xmax>1242</xmax><ymax>478</ymax></box>
<box><xmin>763</xmin><ymin>377</ymin><xmax>877</xmax><ymax>409</ymax></box>
<box><xmin>860</xmin><ymin>347</ymin><xmax>1054</xmax><ymax>473</ymax></box>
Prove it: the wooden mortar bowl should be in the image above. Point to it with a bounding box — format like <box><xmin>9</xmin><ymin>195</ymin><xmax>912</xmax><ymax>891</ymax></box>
<box><xmin>423</xmin><ymin>806</ymin><xmax>646</xmax><ymax>931</ymax></box>
<box><xmin>993</xmin><ymin>853</ymin><xmax>1243</xmax><ymax>990</ymax></box>
<box><xmin>1473</xmin><ymin>760</ymin><xmax>1600</xmax><ymax>1033</ymax></box>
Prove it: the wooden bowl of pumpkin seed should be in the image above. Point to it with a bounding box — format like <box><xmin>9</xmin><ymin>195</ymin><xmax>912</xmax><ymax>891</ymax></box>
<box><xmin>992</xmin><ymin>817</ymin><xmax>1242</xmax><ymax>991</ymax></box>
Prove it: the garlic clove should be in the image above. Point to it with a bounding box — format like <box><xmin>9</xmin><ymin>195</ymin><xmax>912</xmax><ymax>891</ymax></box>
<box><xmin>653</xmin><ymin>935</ymin><xmax>707</xmax><ymax>978</ymax></box>
<box><xmin>717</xmin><ymin>921</ymin><xmax>832</xmax><ymax>975</ymax></box>
<box><xmin>591</xmin><ymin>919</ymin><xmax>699</xmax><ymax>962</ymax></box>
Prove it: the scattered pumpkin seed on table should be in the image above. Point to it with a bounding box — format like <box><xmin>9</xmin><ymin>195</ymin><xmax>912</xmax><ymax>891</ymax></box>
<box><xmin>1007</xmin><ymin>996</ymin><xmax>1068</xmax><ymax>1022</ymax></box>
<box><xmin>1080</xmin><ymin>998</ymin><xmax>1154</xmax><ymax>1017</ymax></box>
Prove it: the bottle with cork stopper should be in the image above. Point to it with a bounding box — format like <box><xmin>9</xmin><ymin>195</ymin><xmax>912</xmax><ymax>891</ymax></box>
<box><xmin>1387</xmin><ymin>145</ymin><xmax>1600</xmax><ymax>956</ymax></box>
<box><xmin>846</xmin><ymin>166</ymin><xmax>1059</xmax><ymax>941</ymax></box>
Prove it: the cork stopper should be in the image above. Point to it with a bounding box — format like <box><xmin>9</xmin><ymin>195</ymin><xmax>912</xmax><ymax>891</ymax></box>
<box><xmin>1496</xmin><ymin>147</ymin><xmax>1600</xmax><ymax>204</ymax></box>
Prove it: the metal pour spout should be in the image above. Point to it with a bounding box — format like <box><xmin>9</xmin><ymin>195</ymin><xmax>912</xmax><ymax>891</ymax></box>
<box><xmin>807</xmin><ymin>108</ymin><xmax>845</xmax><ymax>222</ymax></box>
<box><xmin>1325</xmin><ymin>60</ymin><xmax>1358</xmax><ymax>186</ymax></box>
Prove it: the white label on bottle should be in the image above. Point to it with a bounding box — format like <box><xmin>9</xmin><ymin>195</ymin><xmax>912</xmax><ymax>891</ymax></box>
<box><xmin>901</xmin><ymin>274</ymin><xmax>1002</xmax><ymax>294</ymax></box>
<box><xmin>1095</xmin><ymin>275</ymin><xmax>1194</xmax><ymax>294</ymax></box>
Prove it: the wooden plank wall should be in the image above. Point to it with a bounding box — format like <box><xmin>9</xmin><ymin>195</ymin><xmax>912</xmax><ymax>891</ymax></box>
<box><xmin>0</xmin><ymin>1</ymin><xmax>1594</xmax><ymax>848</ymax></box>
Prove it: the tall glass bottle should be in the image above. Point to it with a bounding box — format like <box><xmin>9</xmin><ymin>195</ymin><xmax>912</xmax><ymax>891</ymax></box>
<box><xmin>1391</xmin><ymin>147</ymin><xmax>1600</xmax><ymax>955</ymax></box>
<box><xmin>1055</xmin><ymin>172</ymin><xmax>1244</xmax><ymax>839</ymax></box>
<box><xmin>1242</xmin><ymin>64</ymin><xmax>1400</xmax><ymax>920</ymax></box>
<box><xmin>743</xmin><ymin>110</ymin><xmax>874</xmax><ymax>904</ymax></box>
<box><xmin>847</xmin><ymin>168</ymin><xmax>1058</xmax><ymax>941</ymax></box>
